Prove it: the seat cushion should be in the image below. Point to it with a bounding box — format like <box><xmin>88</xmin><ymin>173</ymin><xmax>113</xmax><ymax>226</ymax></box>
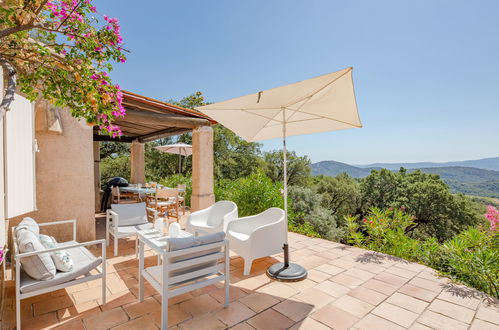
<box><xmin>111</xmin><ymin>202</ymin><xmax>148</xmax><ymax>226</ymax></box>
<box><xmin>20</xmin><ymin>241</ymin><xmax>102</xmax><ymax>293</ymax></box>
<box><xmin>115</xmin><ymin>222</ymin><xmax>154</xmax><ymax>235</ymax></box>
<box><xmin>16</xmin><ymin>228</ymin><xmax>56</xmax><ymax>280</ymax></box>
<box><xmin>16</xmin><ymin>217</ymin><xmax>40</xmax><ymax>236</ymax></box>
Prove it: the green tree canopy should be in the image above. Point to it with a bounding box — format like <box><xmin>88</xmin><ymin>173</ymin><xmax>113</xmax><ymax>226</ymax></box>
<box><xmin>264</xmin><ymin>150</ymin><xmax>311</xmax><ymax>186</ymax></box>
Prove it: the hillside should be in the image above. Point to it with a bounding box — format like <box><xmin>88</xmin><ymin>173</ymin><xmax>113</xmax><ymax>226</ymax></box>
<box><xmin>355</xmin><ymin>156</ymin><xmax>499</xmax><ymax>171</ymax></box>
<box><xmin>311</xmin><ymin>161</ymin><xmax>499</xmax><ymax>198</ymax></box>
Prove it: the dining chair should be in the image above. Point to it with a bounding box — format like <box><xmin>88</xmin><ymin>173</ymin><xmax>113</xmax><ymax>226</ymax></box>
<box><xmin>177</xmin><ymin>184</ymin><xmax>187</xmax><ymax>214</ymax></box>
<box><xmin>111</xmin><ymin>186</ymin><xmax>137</xmax><ymax>204</ymax></box>
<box><xmin>148</xmin><ymin>188</ymin><xmax>179</xmax><ymax>221</ymax></box>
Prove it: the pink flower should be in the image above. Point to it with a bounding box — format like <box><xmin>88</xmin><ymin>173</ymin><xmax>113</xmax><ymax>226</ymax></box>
<box><xmin>362</xmin><ymin>219</ymin><xmax>367</xmax><ymax>223</ymax></box>
<box><xmin>484</xmin><ymin>205</ymin><xmax>499</xmax><ymax>231</ymax></box>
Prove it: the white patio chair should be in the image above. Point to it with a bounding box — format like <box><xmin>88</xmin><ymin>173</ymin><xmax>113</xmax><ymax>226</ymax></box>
<box><xmin>12</xmin><ymin>219</ymin><xmax>106</xmax><ymax>330</ymax></box>
<box><xmin>106</xmin><ymin>202</ymin><xmax>159</xmax><ymax>256</ymax></box>
<box><xmin>226</xmin><ymin>208</ymin><xmax>286</xmax><ymax>275</ymax></box>
<box><xmin>138</xmin><ymin>232</ymin><xmax>230</xmax><ymax>330</ymax></box>
<box><xmin>185</xmin><ymin>201</ymin><xmax>238</xmax><ymax>235</ymax></box>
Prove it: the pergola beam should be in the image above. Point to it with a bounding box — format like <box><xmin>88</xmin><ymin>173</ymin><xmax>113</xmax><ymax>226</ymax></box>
<box><xmin>138</xmin><ymin>128</ymin><xmax>192</xmax><ymax>143</ymax></box>
<box><xmin>93</xmin><ymin>135</ymin><xmax>135</xmax><ymax>143</ymax></box>
<box><xmin>123</xmin><ymin>108</ymin><xmax>210</xmax><ymax>129</ymax></box>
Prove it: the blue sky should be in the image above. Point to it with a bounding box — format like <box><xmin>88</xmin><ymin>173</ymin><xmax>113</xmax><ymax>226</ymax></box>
<box><xmin>95</xmin><ymin>0</ymin><xmax>499</xmax><ymax>164</ymax></box>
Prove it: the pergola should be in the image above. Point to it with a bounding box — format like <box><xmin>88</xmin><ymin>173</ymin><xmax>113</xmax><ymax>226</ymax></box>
<box><xmin>93</xmin><ymin>91</ymin><xmax>216</xmax><ymax>211</ymax></box>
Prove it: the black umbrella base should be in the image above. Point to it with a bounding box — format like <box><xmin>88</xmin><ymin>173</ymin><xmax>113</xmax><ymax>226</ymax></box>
<box><xmin>267</xmin><ymin>262</ymin><xmax>307</xmax><ymax>282</ymax></box>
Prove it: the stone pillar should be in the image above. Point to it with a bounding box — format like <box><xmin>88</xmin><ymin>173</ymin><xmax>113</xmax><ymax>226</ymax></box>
<box><xmin>130</xmin><ymin>139</ymin><xmax>145</xmax><ymax>184</ymax></box>
<box><xmin>191</xmin><ymin>125</ymin><xmax>215</xmax><ymax>211</ymax></box>
<box><xmin>93</xmin><ymin>142</ymin><xmax>101</xmax><ymax>212</ymax></box>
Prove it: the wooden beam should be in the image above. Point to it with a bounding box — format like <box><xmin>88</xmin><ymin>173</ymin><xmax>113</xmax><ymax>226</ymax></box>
<box><xmin>93</xmin><ymin>135</ymin><xmax>135</xmax><ymax>143</ymax></box>
<box><xmin>123</xmin><ymin>108</ymin><xmax>210</xmax><ymax>129</ymax></box>
<box><xmin>138</xmin><ymin>128</ymin><xmax>192</xmax><ymax>143</ymax></box>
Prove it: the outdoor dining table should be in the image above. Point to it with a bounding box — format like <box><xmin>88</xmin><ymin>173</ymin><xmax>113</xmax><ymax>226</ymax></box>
<box><xmin>119</xmin><ymin>186</ymin><xmax>156</xmax><ymax>195</ymax></box>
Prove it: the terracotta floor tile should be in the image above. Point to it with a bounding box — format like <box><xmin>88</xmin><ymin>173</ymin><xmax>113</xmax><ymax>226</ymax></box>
<box><xmin>178</xmin><ymin>293</ymin><xmax>222</xmax><ymax>317</ymax></box>
<box><xmin>82</xmin><ymin>307</ymin><xmax>129</xmax><ymax>330</ymax></box>
<box><xmin>398</xmin><ymin>284</ymin><xmax>439</xmax><ymax>302</ymax></box>
<box><xmin>342</xmin><ymin>268</ymin><xmax>376</xmax><ymax>281</ymax></box>
<box><xmin>257</xmin><ymin>282</ymin><xmax>299</xmax><ymax>300</ymax></box>
<box><xmin>354</xmin><ymin>313</ymin><xmax>405</xmax><ymax>330</ymax></box>
<box><xmin>100</xmin><ymin>292</ymin><xmax>137</xmax><ymax>311</ymax></box>
<box><xmin>111</xmin><ymin>313</ymin><xmax>158</xmax><ymax>330</ymax></box>
<box><xmin>20</xmin><ymin>312</ymin><xmax>59</xmax><ymax>330</ymax></box>
<box><xmin>417</xmin><ymin>310</ymin><xmax>469</xmax><ymax>330</ymax></box>
<box><xmin>374</xmin><ymin>272</ymin><xmax>408</xmax><ymax>287</ymax></box>
<box><xmin>293</xmin><ymin>288</ymin><xmax>335</xmax><ymax>310</ymax></box>
<box><xmin>247</xmin><ymin>308</ymin><xmax>295</xmax><ymax>330</ymax></box>
<box><xmin>299</xmin><ymin>255</ymin><xmax>330</xmax><ymax>270</ymax></box>
<box><xmin>239</xmin><ymin>292</ymin><xmax>280</xmax><ymax>313</ymax></box>
<box><xmin>288</xmin><ymin>317</ymin><xmax>330</xmax><ymax>330</ymax></box>
<box><xmin>306</xmin><ymin>269</ymin><xmax>331</xmax><ymax>283</ymax></box>
<box><xmin>311</xmin><ymin>305</ymin><xmax>358</xmax><ymax>330</ymax></box>
<box><xmin>437</xmin><ymin>290</ymin><xmax>481</xmax><ymax>310</ymax></box>
<box><xmin>372</xmin><ymin>302</ymin><xmax>419</xmax><ymax>327</ymax></box>
<box><xmin>348</xmin><ymin>286</ymin><xmax>388</xmax><ymax>306</ymax></box>
<box><xmin>33</xmin><ymin>295</ymin><xmax>74</xmax><ymax>316</ymax></box>
<box><xmin>362</xmin><ymin>279</ymin><xmax>399</xmax><ymax>295</ymax></box>
<box><xmin>215</xmin><ymin>301</ymin><xmax>256</xmax><ymax>327</ymax></box>
<box><xmin>470</xmin><ymin>318</ymin><xmax>499</xmax><ymax>330</ymax></box>
<box><xmin>409</xmin><ymin>322</ymin><xmax>434</xmax><ymax>330</ymax></box>
<box><xmin>354</xmin><ymin>262</ymin><xmax>386</xmax><ymax>274</ymax></box>
<box><xmin>150</xmin><ymin>304</ymin><xmax>191</xmax><ymax>328</ymax></box>
<box><xmin>273</xmin><ymin>298</ymin><xmax>314</xmax><ymax>322</ymax></box>
<box><xmin>209</xmin><ymin>286</ymin><xmax>247</xmax><ymax>304</ymax></box>
<box><xmin>72</xmin><ymin>285</ymin><xmax>108</xmax><ymax>305</ymax></box>
<box><xmin>314</xmin><ymin>280</ymin><xmax>350</xmax><ymax>298</ymax></box>
<box><xmin>53</xmin><ymin>319</ymin><xmax>86</xmax><ymax>330</ymax></box>
<box><xmin>315</xmin><ymin>264</ymin><xmax>344</xmax><ymax>276</ymax></box>
<box><xmin>386</xmin><ymin>292</ymin><xmax>429</xmax><ymax>313</ymax></box>
<box><xmin>285</xmin><ymin>278</ymin><xmax>317</xmax><ymax>291</ymax></box>
<box><xmin>178</xmin><ymin>313</ymin><xmax>227</xmax><ymax>330</ymax></box>
<box><xmin>385</xmin><ymin>265</ymin><xmax>418</xmax><ymax>279</ymax></box>
<box><xmin>331</xmin><ymin>295</ymin><xmax>374</xmax><ymax>318</ymax></box>
<box><xmin>107</xmin><ymin>273</ymin><xmax>131</xmax><ymax>295</ymax></box>
<box><xmin>330</xmin><ymin>273</ymin><xmax>365</xmax><ymax>288</ymax></box>
<box><xmin>328</xmin><ymin>258</ymin><xmax>356</xmax><ymax>269</ymax></box>
<box><xmin>230</xmin><ymin>322</ymin><xmax>257</xmax><ymax>330</ymax></box>
<box><xmin>57</xmin><ymin>300</ymin><xmax>101</xmax><ymax>322</ymax></box>
<box><xmin>476</xmin><ymin>302</ymin><xmax>499</xmax><ymax>325</ymax></box>
<box><xmin>123</xmin><ymin>296</ymin><xmax>160</xmax><ymax>319</ymax></box>
<box><xmin>409</xmin><ymin>277</ymin><xmax>444</xmax><ymax>293</ymax></box>
<box><xmin>234</xmin><ymin>274</ymin><xmax>271</xmax><ymax>291</ymax></box>
<box><xmin>427</xmin><ymin>299</ymin><xmax>475</xmax><ymax>324</ymax></box>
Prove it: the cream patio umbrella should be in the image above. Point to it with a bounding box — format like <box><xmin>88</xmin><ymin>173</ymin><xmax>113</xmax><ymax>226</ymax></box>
<box><xmin>197</xmin><ymin>67</ymin><xmax>362</xmax><ymax>281</ymax></box>
<box><xmin>155</xmin><ymin>143</ymin><xmax>192</xmax><ymax>174</ymax></box>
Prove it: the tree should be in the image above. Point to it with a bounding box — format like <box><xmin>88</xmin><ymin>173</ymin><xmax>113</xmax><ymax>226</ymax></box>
<box><xmin>315</xmin><ymin>173</ymin><xmax>361</xmax><ymax>222</ymax></box>
<box><xmin>360</xmin><ymin>168</ymin><xmax>484</xmax><ymax>241</ymax></box>
<box><xmin>1</xmin><ymin>0</ymin><xmax>127</xmax><ymax>136</ymax></box>
<box><xmin>264</xmin><ymin>150</ymin><xmax>311</xmax><ymax>186</ymax></box>
<box><xmin>99</xmin><ymin>141</ymin><xmax>129</xmax><ymax>159</ymax></box>
<box><xmin>170</xmin><ymin>92</ymin><xmax>262</xmax><ymax>180</ymax></box>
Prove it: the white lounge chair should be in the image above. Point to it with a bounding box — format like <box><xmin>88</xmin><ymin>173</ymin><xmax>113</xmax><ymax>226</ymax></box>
<box><xmin>12</xmin><ymin>218</ymin><xmax>106</xmax><ymax>330</ymax></box>
<box><xmin>185</xmin><ymin>201</ymin><xmax>238</xmax><ymax>235</ymax></box>
<box><xmin>106</xmin><ymin>202</ymin><xmax>159</xmax><ymax>256</ymax></box>
<box><xmin>227</xmin><ymin>208</ymin><xmax>286</xmax><ymax>275</ymax></box>
<box><xmin>138</xmin><ymin>232</ymin><xmax>230</xmax><ymax>329</ymax></box>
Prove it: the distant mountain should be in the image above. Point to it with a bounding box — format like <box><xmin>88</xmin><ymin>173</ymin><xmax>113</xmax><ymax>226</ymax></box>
<box><xmin>311</xmin><ymin>160</ymin><xmax>499</xmax><ymax>198</ymax></box>
<box><xmin>355</xmin><ymin>156</ymin><xmax>499</xmax><ymax>171</ymax></box>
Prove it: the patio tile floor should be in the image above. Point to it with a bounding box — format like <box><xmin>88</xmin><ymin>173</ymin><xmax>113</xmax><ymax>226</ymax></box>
<box><xmin>1</xmin><ymin>216</ymin><xmax>498</xmax><ymax>329</ymax></box>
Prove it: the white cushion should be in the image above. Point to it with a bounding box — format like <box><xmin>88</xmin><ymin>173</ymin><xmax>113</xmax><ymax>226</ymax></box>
<box><xmin>111</xmin><ymin>202</ymin><xmax>148</xmax><ymax>226</ymax></box>
<box><xmin>39</xmin><ymin>234</ymin><xmax>73</xmax><ymax>272</ymax></box>
<box><xmin>16</xmin><ymin>228</ymin><xmax>56</xmax><ymax>280</ymax></box>
<box><xmin>114</xmin><ymin>222</ymin><xmax>154</xmax><ymax>235</ymax></box>
<box><xmin>16</xmin><ymin>217</ymin><xmax>40</xmax><ymax>236</ymax></box>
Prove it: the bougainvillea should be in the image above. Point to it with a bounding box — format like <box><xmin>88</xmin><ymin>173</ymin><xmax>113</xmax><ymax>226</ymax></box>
<box><xmin>484</xmin><ymin>205</ymin><xmax>498</xmax><ymax>231</ymax></box>
<box><xmin>0</xmin><ymin>0</ymin><xmax>127</xmax><ymax>136</ymax></box>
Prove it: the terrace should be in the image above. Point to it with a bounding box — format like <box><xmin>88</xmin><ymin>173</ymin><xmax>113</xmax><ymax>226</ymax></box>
<box><xmin>1</xmin><ymin>215</ymin><xmax>497</xmax><ymax>330</ymax></box>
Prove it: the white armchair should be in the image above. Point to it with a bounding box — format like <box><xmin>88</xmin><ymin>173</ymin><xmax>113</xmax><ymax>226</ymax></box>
<box><xmin>106</xmin><ymin>202</ymin><xmax>159</xmax><ymax>256</ymax></box>
<box><xmin>227</xmin><ymin>208</ymin><xmax>286</xmax><ymax>275</ymax></box>
<box><xmin>186</xmin><ymin>201</ymin><xmax>238</xmax><ymax>235</ymax></box>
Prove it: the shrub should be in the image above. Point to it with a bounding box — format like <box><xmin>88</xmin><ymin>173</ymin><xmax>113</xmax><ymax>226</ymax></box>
<box><xmin>215</xmin><ymin>171</ymin><xmax>284</xmax><ymax>217</ymax></box>
<box><xmin>100</xmin><ymin>156</ymin><xmax>130</xmax><ymax>185</ymax></box>
<box><xmin>347</xmin><ymin>208</ymin><xmax>499</xmax><ymax>298</ymax></box>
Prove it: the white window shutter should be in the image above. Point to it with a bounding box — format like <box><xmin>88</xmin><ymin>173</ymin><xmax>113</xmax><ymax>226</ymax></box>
<box><xmin>5</xmin><ymin>94</ymin><xmax>36</xmax><ymax>218</ymax></box>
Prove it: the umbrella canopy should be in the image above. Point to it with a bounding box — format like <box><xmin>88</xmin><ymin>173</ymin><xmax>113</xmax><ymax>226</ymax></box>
<box><xmin>196</xmin><ymin>67</ymin><xmax>362</xmax><ymax>281</ymax></box>
<box><xmin>155</xmin><ymin>143</ymin><xmax>192</xmax><ymax>173</ymax></box>
<box><xmin>155</xmin><ymin>143</ymin><xmax>192</xmax><ymax>156</ymax></box>
<box><xmin>196</xmin><ymin>67</ymin><xmax>361</xmax><ymax>142</ymax></box>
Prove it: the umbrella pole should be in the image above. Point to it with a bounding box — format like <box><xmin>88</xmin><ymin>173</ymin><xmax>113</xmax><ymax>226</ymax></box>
<box><xmin>178</xmin><ymin>154</ymin><xmax>181</xmax><ymax>174</ymax></box>
<box><xmin>267</xmin><ymin>108</ymin><xmax>307</xmax><ymax>281</ymax></box>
